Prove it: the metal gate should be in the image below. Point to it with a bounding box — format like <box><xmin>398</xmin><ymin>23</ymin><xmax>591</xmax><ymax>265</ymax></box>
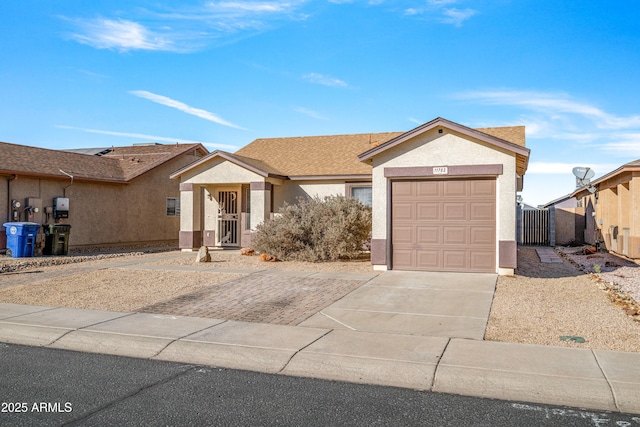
<box><xmin>519</xmin><ymin>208</ymin><xmax>551</xmax><ymax>246</ymax></box>
<box><xmin>217</xmin><ymin>191</ymin><xmax>238</xmax><ymax>246</ymax></box>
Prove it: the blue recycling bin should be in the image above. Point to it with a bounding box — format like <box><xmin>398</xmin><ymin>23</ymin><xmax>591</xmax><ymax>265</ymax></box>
<box><xmin>3</xmin><ymin>222</ymin><xmax>41</xmax><ymax>258</ymax></box>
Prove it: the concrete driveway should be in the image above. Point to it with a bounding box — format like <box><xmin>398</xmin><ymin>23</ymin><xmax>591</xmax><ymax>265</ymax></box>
<box><xmin>299</xmin><ymin>271</ymin><xmax>498</xmax><ymax>339</ymax></box>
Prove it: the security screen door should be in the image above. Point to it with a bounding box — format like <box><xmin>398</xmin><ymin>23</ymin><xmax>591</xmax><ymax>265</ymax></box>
<box><xmin>217</xmin><ymin>190</ymin><xmax>239</xmax><ymax>246</ymax></box>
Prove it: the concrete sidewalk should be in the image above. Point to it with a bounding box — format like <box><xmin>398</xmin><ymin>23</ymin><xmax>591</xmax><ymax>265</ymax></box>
<box><xmin>1</xmin><ymin>302</ymin><xmax>639</xmax><ymax>414</ymax></box>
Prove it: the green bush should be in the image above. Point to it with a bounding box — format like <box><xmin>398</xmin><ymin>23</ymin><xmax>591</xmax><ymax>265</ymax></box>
<box><xmin>252</xmin><ymin>195</ymin><xmax>372</xmax><ymax>262</ymax></box>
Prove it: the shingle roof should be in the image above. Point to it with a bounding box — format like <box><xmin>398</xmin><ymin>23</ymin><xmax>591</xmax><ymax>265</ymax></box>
<box><xmin>171</xmin><ymin>120</ymin><xmax>528</xmax><ymax>180</ymax></box>
<box><xmin>475</xmin><ymin>126</ymin><xmax>526</xmax><ymax>147</ymax></box>
<box><xmin>235</xmin><ymin>132</ymin><xmax>403</xmax><ymax>176</ymax></box>
<box><xmin>0</xmin><ymin>141</ymin><xmax>206</xmax><ymax>183</ymax></box>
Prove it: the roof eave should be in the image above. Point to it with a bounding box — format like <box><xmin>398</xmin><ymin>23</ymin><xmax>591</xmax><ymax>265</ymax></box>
<box><xmin>358</xmin><ymin>117</ymin><xmax>531</xmax><ymax>168</ymax></box>
<box><xmin>287</xmin><ymin>174</ymin><xmax>372</xmax><ymax>181</ymax></box>
<box><xmin>571</xmin><ymin>164</ymin><xmax>640</xmax><ymax>198</ymax></box>
<box><xmin>170</xmin><ymin>150</ymin><xmax>279</xmax><ymax>180</ymax></box>
<box><xmin>0</xmin><ymin>169</ymin><xmax>127</xmax><ymax>184</ymax></box>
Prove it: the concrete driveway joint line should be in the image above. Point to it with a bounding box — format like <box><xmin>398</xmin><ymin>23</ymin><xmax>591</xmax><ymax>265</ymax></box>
<box><xmin>317</xmin><ymin>311</ymin><xmax>356</xmax><ymax>330</ymax></box>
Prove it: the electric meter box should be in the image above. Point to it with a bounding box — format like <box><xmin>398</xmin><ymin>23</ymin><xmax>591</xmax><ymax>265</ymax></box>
<box><xmin>53</xmin><ymin>197</ymin><xmax>69</xmax><ymax>219</ymax></box>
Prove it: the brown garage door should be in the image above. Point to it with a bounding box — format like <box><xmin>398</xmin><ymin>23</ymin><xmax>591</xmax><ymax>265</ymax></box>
<box><xmin>391</xmin><ymin>179</ymin><xmax>496</xmax><ymax>273</ymax></box>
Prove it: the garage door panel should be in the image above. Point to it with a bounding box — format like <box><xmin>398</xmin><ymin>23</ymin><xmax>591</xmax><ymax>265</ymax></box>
<box><xmin>392</xmin><ymin>181</ymin><xmax>414</xmax><ymax>198</ymax></box>
<box><xmin>392</xmin><ymin>202</ymin><xmax>414</xmax><ymax>221</ymax></box>
<box><xmin>471</xmin><ymin>180</ymin><xmax>496</xmax><ymax>196</ymax></box>
<box><xmin>392</xmin><ymin>226</ymin><xmax>415</xmax><ymax>244</ymax></box>
<box><xmin>470</xmin><ymin>251</ymin><xmax>495</xmax><ymax>271</ymax></box>
<box><xmin>392</xmin><ymin>179</ymin><xmax>496</xmax><ymax>273</ymax></box>
<box><xmin>442</xmin><ymin>251</ymin><xmax>467</xmax><ymax>270</ymax></box>
<box><xmin>470</xmin><ymin>202</ymin><xmax>496</xmax><ymax>221</ymax></box>
<box><xmin>470</xmin><ymin>227</ymin><xmax>495</xmax><ymax>245</ymax></box>
<box><xmin>443</xmin><ymin>181</ymin><xmax>467</xmax><ymax>197</ymax></box>
<box><xmin>443</xmin><ymin>202</ymin><xmax>467</xmax><ymax>221</ymax></box>
<box><xmin>443</xmin><ymin>226</ymin><xmax>467</xmax><ymax>245</ymax></box>
<box><xmin>392</xmin><ymin>249</ymin><xmax>416</xmax><ymax>269</ymax></box>
<box><xmin>417</xmin><ymin>202</ymin><xmax>440</xmax><ymax>221</ymax></box>
<box><xmin>417</xmin><ymin>226</ymin><xmax>440</xmax><ymax>244</ymax></box>
<box><xmin>416</xmin><ymin>181</ymin><xmax>440</xmax><ymax>197</ymax></box>
<box><xmin>417</xmin><ymin>250</ymin><xmax>440</xmax><ymax>269</ymax></box>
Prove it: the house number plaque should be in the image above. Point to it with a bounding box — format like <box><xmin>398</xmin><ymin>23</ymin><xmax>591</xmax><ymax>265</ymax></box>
<box><xmin>433</xmin><ymin>166</ymin><xmax>448</xmax><ymax>175</ymax></box>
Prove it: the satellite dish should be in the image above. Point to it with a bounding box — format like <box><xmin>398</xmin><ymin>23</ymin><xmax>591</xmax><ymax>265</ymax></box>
<box><xmin>572</xmin><ymin>167</ymin><xmax>595</xmax><ymax>188</ymax></box>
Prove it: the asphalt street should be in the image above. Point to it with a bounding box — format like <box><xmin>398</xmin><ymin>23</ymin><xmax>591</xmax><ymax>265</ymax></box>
<box><xmin>1</xmin><ymin>343</ymin><xmax>639</xmax><ymax>426</ymax></box>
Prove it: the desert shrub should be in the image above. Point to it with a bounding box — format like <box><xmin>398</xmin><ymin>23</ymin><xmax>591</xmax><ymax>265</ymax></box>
<box><xmin>252</xmin><ymin>195</ymin><xmax>372</xmax><ymax>262</ymax></box>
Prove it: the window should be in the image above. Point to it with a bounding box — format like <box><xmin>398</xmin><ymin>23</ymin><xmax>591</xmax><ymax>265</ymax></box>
<box><xmin>348</xmin><ymin>184</ymin><xmax>372</xmax><ymax>207</ymax></box>
<box><xmin>166</xmin><ymin>198</ymin><xmax>180</xmax><ymax>216</ymax></box>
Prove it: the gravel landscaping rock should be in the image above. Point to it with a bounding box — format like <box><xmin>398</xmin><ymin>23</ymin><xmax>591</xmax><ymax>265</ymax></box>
<box><xmin>485</xmin><ymin>246</ymin><xmax>640</xmax><ymax>352</ymax></box>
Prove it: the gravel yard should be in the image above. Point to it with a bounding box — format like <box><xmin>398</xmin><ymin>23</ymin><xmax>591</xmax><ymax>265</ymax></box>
<box><xmin>149</xmin><ymin>250</ymin><xmax>374</xmax><ymax>273</ymax></box>
<box><xmin>0</xmin><ymin>267</ymin><xmax>240</xmax><ymax>312</ymax></box>
<box><xmin>485</xmin><ymin>246</ymin><xmax>640</xmax><ymax>352</ymax></box>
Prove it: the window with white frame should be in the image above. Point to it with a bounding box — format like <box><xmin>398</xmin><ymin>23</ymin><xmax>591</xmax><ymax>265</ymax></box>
<box><xmin>349</xmin><ymin>184</ymin><xmax>372</xmax><ymax>207</ymax></box>
<box><xmin>166</xmin><ymin>198</ymin><xmax>180</xmax><ymax>216</ymax></box>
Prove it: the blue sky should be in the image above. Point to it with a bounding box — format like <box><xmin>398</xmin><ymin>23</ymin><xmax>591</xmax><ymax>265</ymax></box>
<box><xmin>1</xmin><ymin>0</ymin><xmax>639</xmax><ymax>206</ymax></box>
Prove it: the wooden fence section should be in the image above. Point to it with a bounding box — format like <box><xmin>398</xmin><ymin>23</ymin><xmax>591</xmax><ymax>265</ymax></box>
<box><xmin>518</xmin><ymin>208</ymin><xmax>551</xmax><ymax>246</ymax></box>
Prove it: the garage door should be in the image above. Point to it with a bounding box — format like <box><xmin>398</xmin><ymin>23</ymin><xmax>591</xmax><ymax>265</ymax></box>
<box><xmin>391</xmin><ymin>179</ymin><xmax>496</xmax><ymax>273</ymax></box>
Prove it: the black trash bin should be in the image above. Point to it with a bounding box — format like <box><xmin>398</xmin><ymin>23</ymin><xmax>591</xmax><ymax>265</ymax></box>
<box><xmin>44</xmin><ymin>224</ymin><xmax>72</xmax><ymax>255</ymax></box>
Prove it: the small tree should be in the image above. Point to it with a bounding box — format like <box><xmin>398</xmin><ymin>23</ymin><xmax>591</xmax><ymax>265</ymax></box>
<box><xmin>252</xmin><ymin>195</ymin><xmax>372</xmax><ymax>262</ymax></box>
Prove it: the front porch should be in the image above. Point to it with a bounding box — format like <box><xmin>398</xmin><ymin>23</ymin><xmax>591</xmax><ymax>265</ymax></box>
<box><xmin>178</xmin><ymin>181</ymin><xmax>277</xmax><ymax>250</ymax></box>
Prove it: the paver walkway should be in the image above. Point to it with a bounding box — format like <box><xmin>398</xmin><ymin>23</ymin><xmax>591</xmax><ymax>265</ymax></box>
<box><xmin>139</xmin><ymin>272</ymin><xmax>370</xmax><ymax>325</ymax></box>
<box><xmin>535</xmin><ymin>246</ymin><xmax>563</xmax><ymax>263</ymax></box>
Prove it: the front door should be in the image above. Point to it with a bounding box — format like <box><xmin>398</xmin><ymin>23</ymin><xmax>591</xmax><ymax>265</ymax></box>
<box><xmin>217</xmin><ymin>190</ymin><xmax>239</xmax><ymax>246</ymax></box>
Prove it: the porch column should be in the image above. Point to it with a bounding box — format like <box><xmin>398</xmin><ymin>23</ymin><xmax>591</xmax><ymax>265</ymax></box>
<box><xmin>178</xmin><ymin>183</ymin><xmax>202</xmax><ymax>250</ymax></box>
<box><xmin>249</xmin><ymin>182</ymin><xmax>272</xmax><ymax>230</ymax></box>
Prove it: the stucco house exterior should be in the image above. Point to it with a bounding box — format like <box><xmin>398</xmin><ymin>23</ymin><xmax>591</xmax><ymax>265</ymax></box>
<box><xmin>171</xmin><ymin>117</ymin><xmax>530</xmax><ymax>275</ymax></box>
<box><xmin>572</xmin><ymin>159</ymin><xmax>640</xmax><ymax>260</ymax></box>
<box><xmin>1</xmin><ymin>141</ymin><xmax>207</xmax><ymax>251</ymax></box>
<box><xmin>540</xmin><ymin>194</ymin><xmax>585</xmax><ymax>246</ymax></box>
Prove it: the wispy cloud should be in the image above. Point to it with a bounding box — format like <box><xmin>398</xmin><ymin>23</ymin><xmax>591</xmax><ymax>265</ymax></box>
<box><xmin>404</xmin><ymin>0</ymin><xmax>477</xmax><ymax>26</ymax></box>
<box><xmin>439</xmin><ymin>8</ymin><xmax>477</xmax><ymax>26</ymax></box>
<box><xmin>454</xmin><ymin>88</ymin><xmax>640</xmax><ymax>162</ymax></box>
<box><xmin>64</xmin><ymin>18</ymin><xmax>176</xmax><ymax>52</ymax></box>
<box><xmin>302</xmin><ymin>73</ymin><xmax>348</xmax><ymax>88</ymax></box>
<box><xmin>63</xmin><ymin>1</ymin><xmax>309</xmax><ymax>52</ymax></box>
<box><xmin>455</xmin><ymin>90</ymin><xmax>640</xmax><ymax>130</ymax></box>
<box><xmin>130</xmin><ymin>90</ymin><xmax>246</xmax><ymax>130</ymax></box>
<box><xmin>601</xmin><ymin>133</ymin><xmax>640</xmax><ymax>156</ymax></box>
<box><xmin>294</xmin><ymin>107</ymin><xmax>329</xmax><ymax>120</ymax></box>
<box><xmin>55</xmin><ymin>125</ymin><xmax>240</xmax><ymax>150</ymax></box>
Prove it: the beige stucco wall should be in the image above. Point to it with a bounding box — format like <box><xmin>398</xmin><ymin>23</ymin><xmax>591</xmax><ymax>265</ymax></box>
<box><xmin>181</xmin><ymin>157</ymin><xmax>264</xmax><ymax>184</ymax></box>
<box><xmin>1</xmin><ymin>151</ymin><xmax>200</xmax><ymax>250</ymax></box>
<box><xmin>370</xmin><ymin>129</ymin><xmax>518</xmax><ymax>247</ymax></box>
<box><xmin>274</xmin><ymin>180</ymin><xmax>347</xmax><ymax>208</ymax></box>
<box><xmin>554</xmin><ymin>207</ymin><xmax>585</xmax><ymax>245</ymax></box>
<box><xmin>581</xmin><ymin>173</ymin><xmax>640</xmax><ymax>259</ymax></box>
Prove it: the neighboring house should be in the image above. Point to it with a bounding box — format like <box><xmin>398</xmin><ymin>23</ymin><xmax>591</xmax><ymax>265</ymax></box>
<box><xmin>1</xmin><ymin>141</ymin><xmax>207</xmax><ymax>251</ymax></box>
<box><xmin>171</xmin><ymin>117</ymin><xmax>530</xmax><ymax>275</ymax></box>
<box><xmin>540</xmin><ymin>194</ymin><xmax>585</xmax><ymax>245</ymax></box>
<box><xmin>519</xmin><ymin>203</ymin><xmax>540</xmax><ymax>211</ymax></box>
<box><xmin>572</xmin><ymin>159</ymin><xmax>640</xmax><ymax>260</ymax></box>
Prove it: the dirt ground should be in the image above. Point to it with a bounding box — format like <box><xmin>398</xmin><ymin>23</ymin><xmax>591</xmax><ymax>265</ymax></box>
<box><xmin>1</xmin><ymin>247</ymin><xmax>639</xmax><ymax>352</ymax></box>
<box><xmin>485</xmin><ymin>246</ymin><xmax>640</xmax><ymax>352</ymax></box>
